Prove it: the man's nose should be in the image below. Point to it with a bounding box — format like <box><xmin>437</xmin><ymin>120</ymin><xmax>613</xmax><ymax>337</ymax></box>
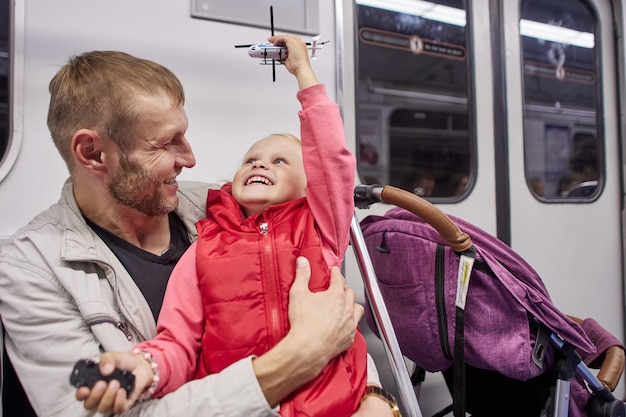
<box><xmin>177</xmin><ymin>137</ymin><xmax>196</xmax><ymax>168</ymax></box>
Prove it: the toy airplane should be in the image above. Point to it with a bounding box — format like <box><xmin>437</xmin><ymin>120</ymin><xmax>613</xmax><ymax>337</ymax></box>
<box><xmin>234</xmin><ymin>6</ymin><xmax>329</xmax><ymax>82</ymax></box>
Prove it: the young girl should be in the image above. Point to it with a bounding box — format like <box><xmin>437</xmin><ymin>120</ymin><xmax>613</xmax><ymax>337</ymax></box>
<box><xmin>78</xmin><ymin>35</ymin><xmax>390</xmax><ymax>417</ymax></box>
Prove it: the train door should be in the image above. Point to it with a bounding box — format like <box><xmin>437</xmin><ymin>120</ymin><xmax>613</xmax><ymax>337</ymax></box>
<box><xmin>498</xmin><ymin>0</ymin><xmax>623</xmax><ymax>341</ymax></box>
<box><xmin>339</xmin><ymin>0</ymin><xmax>625</xmax><ymax>413</ymax></box>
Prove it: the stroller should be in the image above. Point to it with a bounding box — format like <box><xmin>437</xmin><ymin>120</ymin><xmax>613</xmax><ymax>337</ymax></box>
<box><xmin>351</xmin><ymin>184</ymin><xmax>625</xmax><ymax>417</ymax></box>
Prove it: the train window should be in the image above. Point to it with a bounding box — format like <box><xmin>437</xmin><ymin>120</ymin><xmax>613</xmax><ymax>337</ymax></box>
<box><xmin>354</xmin><ymin>0</ymin><xmax>472</xmax><ymax>201</ymax></box>
<box><xmin>520</xmin><ymin>0</ymin><xmax>601</xmax><ymax>201</ymax></box>
<box><xmin>0</xmin><ymin>0</ymin><xmax>8</xmax><ymax>169</ymax></box>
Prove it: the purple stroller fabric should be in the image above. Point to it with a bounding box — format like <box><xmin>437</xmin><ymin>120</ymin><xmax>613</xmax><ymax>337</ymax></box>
<box><xmin>361</xmin><ymin>207</ymin><xmax>598</xmax><ymax>415</ymax></box>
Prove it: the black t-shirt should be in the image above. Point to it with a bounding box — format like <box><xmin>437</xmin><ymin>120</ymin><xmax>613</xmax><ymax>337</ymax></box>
<box><xmin>85</xmin><ymin>211</ymin><xmax>192</xmax><ymax>320</ymax></box>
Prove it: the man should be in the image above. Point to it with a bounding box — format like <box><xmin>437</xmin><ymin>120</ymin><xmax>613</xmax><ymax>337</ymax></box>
<box><xmin>0</xmin><ymin>51</ymin><xmax>397</xmax><ymax>416</ymax></box>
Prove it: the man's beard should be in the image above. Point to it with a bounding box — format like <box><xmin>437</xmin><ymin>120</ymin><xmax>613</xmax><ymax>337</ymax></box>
<box><xmin>109</xmin><ymin>156</ymin><xmax>176</xmax><ymax>216</ymax></box>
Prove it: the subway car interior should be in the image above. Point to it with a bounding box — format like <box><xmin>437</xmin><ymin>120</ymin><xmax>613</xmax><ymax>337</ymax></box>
<box><xmin>2</xmin><ymin>0</ymin><xmax>626</xmax><ymax>416</ymax></box>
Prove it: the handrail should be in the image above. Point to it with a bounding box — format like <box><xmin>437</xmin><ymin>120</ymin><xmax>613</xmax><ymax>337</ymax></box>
<box><xmin>350</xmin><ymin>214</ymin><xmax>423</xmax><ymax>417</ymax></box>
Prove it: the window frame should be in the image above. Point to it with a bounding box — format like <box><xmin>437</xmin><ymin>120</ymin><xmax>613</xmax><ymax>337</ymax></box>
<box><xmin>0</xmin><ymin>0</ymin><xmax>24</xmax><ymax>184</ymax></box>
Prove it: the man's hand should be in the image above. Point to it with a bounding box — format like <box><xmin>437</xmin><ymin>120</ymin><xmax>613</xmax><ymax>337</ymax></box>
<box><xmin>75</xmin><ymin>351</ymin><xmax>154</xmax><ymax>414</ymax></box>
<box><xmin>288</xmin><ymin>257</ymin><xmax>364</xmax><ymax>366</ymax></box>
<box><xmin>252</xmin><ymin>256</ymin><xmax>364</xmax><ymax>407</ymax></box>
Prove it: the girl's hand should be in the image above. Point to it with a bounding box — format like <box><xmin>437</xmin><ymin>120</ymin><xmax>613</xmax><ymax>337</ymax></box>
<box><xmin>268</xmin><ymin>35</ymin><xmax>318</xmax><ymax>89</ymax></box>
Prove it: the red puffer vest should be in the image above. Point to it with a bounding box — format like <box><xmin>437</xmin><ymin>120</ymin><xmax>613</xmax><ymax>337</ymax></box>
<box><xmin>195</xmin><ymin>185</ymin><xmax>367</xmax><ymax>417</ymax></box>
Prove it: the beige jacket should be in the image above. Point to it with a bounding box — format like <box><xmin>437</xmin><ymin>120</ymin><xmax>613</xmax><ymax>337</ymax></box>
<box><xmin>0</xmin><ymin>179</ymin><xmax>281</xmax><ymax>417</ymax></box>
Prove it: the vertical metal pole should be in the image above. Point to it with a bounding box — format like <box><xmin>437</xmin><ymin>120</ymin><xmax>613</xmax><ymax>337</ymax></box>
<box><xmin>553</xmin><ymin>379</ymin><xmax>571</xmax><ymax>417</ymax></box>
<box><xmin>350</xmin><ymin>214</ymin><xmax>424</xmax><ymax>417</ymax></box>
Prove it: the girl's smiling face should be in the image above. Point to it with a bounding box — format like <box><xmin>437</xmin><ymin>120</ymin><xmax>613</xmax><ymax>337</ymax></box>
<box><xmin>232</xmin><ymin>134</ymin><xmax>306</xmax><ymax>217</ymax></box>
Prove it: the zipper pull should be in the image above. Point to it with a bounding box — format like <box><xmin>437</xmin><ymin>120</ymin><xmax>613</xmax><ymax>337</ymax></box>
<box><xmin>117</xmin><ymin>322</ymin><xmax>133</xmax><ymax>341</ymax></box>
<box><xmin>260</xmin><ymin>222</ymin><xmax>268</xmax><ymax>235</ymax></box>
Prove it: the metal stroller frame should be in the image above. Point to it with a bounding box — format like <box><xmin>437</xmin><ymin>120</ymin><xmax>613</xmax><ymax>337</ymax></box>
<box><xmin>351</xmin><ymin>184</ymin><xmax>625</xmax><ymax>417</ymax></box>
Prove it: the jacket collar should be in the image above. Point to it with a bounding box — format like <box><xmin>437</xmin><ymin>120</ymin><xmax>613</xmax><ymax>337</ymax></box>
<box><xmin>58</xmin><ymin>178</ymin><xmax>211</xmax><ymax>261</ymax></box>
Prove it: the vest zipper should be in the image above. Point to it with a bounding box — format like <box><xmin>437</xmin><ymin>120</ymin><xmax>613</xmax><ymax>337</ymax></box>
<box><xmin>84</xmin><ymin>313</ymin><xmax>134</xmax><ymax>341</ymax></box>
<box><xmin>259</xmin><ymin>220</ymin><xmax>283</xmax><ymax>345</ymax></box>
<box><xmin>259</xmin><ymin>218</ymin><xmax>294</xmax><ymax>417</ymax></box>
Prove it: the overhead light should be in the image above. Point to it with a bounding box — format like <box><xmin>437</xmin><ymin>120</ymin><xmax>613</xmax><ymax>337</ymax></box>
<box><xmin>519</xmin><ymin>19</ymin><xmax>594</xmax><ymax>49</ymax></box>
<box><xmin>355</xmin><ymin>0</ymin><xmax>466</xmax><ymax>27</ymax></box>
<box><xmin>355</xmin><ymin>0</ymin><xmax>594</xmax><ymax>49</ymax></box>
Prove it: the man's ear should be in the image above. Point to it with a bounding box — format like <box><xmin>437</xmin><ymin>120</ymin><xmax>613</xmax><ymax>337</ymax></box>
<box><xmin>71</xmin><ymin>129</ymin><xmax>108</xmax><ymax>174</ymax></box>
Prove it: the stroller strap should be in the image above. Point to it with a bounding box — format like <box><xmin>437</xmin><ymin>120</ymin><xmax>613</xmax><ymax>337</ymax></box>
<box><xmin>435</xmin><ymin>245</ymin><xmax>475</xmax><ymax>417</ymax></box>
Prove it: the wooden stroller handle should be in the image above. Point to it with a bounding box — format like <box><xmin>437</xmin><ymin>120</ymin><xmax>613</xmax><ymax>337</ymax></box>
<box><xmin>567</xmin><ymin>315</ymin><xmax>625</xmax><ymax>391</ymax></box>
<box><xmin>598</xmin><ymin>347</ymin><xmax>626</xmax><ymax>391</ymax></box>
<box><xmin>379</xmin><ymin>185</ymin><xmax>473</xmax><ymax>253</ymax></box>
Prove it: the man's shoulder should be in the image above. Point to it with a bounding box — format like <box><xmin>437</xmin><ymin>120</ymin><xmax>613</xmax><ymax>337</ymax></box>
<box><xmin>0</xmin><ymin>203</ymin><xmax>63</xmax><ymax>261</ymax></box>
<box><xmin>177</xmin><ymin>181</ymin><xmax>219</xmax><ymax>205</ymax></box>
<box><xmin>178</xmin><ymin>180</ymin><xmax>220</xmax><ymax>192</ymax></box>
<box><xmin>175</xmin><ymin>181</ymin><xmax>220</xmax><ymax>227</ymax></box>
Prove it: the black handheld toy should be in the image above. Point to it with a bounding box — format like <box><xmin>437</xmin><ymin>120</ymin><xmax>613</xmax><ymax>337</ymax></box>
<box><xmin>70</xmin><ymin>359</ymin><xmax>135</xmax><ymax>393</ymax></box>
